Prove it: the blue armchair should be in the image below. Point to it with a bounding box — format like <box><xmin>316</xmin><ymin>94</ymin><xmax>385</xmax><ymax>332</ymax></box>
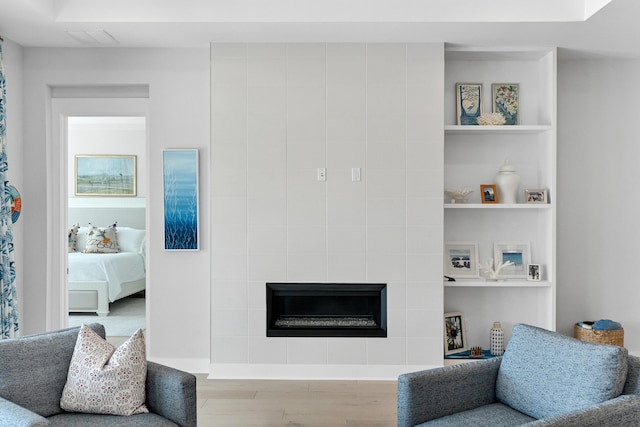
<box><xmin>398</xmin><ymin>323</ymin><xmax>640</xmax><ymax>426</ymax></box>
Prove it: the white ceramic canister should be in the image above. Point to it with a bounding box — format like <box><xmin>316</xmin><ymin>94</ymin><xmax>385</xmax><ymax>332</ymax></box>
<box><xmin>495</xmin><ymin>160</ymin><xmax>520</xmax><ymax>204</ymax></box>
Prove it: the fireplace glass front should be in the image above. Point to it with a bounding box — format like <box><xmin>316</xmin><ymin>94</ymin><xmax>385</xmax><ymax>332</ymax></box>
<box><xmin>266</xmin><ymin>282</ymin><xmax>387</xmax><ymax>338</ymax></box>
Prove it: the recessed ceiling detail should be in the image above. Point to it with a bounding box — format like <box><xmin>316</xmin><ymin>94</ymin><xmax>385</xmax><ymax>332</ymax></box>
<box><xmin>53</xmin><ymin>0</ymin><xmax>613</xmax><ymax>23</ymax></box>
<box><xmin>65</xmin><ymin>30</ymin><xmax>118</xmax><ymax>45</ymax></box>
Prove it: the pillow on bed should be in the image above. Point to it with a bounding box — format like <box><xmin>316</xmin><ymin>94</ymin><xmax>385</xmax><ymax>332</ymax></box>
<box><xmin>68</xmin><ymin>224</ymin><xmax>80</xmax><ymax>253</ymax></box>
<box><xmin>117</xmin><ymin>227</ymin><xmax>146</xmax><ymax>254</ymax></box>
<box><xmin>84</xmin><ymin>223</ymin><xmax>119</xmax><ymax>254</ymax></box>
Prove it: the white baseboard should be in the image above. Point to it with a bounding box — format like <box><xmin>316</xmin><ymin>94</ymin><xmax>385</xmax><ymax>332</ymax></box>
<box><xmin>208</xmin><ymin>363</ymin><xmax>439</xmax><ymax>380</ymax></box>
<box><xmin>150</xmin><ymin>357</ymin><xmax>210</xmax><ymax>374</ymax></box>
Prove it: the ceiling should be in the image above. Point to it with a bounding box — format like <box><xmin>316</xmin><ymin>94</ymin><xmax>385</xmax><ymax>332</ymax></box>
<box><xmin>0</xmin><ymin>0</ymin><xmax>638</xmax><ymax>59</ymax></box>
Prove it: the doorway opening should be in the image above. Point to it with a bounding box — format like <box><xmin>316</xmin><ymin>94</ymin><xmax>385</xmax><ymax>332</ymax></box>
<box><xmin>65</xmin><ymin>116</ymin><xmax>147</xmax><ymax>344</ymax></box>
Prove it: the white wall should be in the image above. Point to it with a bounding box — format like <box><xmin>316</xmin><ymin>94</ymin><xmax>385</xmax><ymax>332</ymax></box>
<box><xmin>13</xmin><ymin>42</ymin><xmax>640</xmax><ymax>374</ymax></box>
<box><xmin>2</xmin><ymin>39</ymin><xmax>24</xmax><ymax>330</ymax></box>
<box><xmin>210</xmin><ymin>43</ymin><xmax>445</xmax><ymax>379</ymax></box>
<box><xmin>22</xmin><ymin>48</ymin><xmax>210</xmax><ymax>371</ymax></box>
<box><xmin>557</xmin><ymin>58</ymin><xmax>640</xmax><ymax>352</ymax></box>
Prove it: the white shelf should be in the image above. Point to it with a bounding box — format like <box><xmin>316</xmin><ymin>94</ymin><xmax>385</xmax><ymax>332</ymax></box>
<box><xmin>445</xmin><ymin>125</ymin><xmax>552</xmax><ymax>134</ymax></box>
<box><xmin>444</xmin><ymin>280</ymin><xmax>552</xmax><ymax>288</ymax></box>
<box><xmin>444</xmin><ymin>203</ymin><xmax>551</xmax><ymax>209</ymax></box>
<box><xmin>443</xmin><ymin>45</ymin><xmax>557</xmax><ymax>347</ymax></box>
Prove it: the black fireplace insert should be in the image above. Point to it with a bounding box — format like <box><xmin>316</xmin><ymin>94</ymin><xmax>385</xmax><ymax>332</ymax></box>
<box><xmin>266</xmin><ymin>282</ymin><xmax>387</xmax><ymax>337</ymax></box>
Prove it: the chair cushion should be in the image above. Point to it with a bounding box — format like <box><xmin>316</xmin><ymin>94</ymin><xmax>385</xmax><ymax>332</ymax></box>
<box><xmin>0</xmin><ymin>323</ymin><xmax>105</xmax><ymax>417</ymax></box>
<box><xmin>418</xmin><ymin>402</ymin><xmax>535</xmax><ymax>426</ymax></box>
<box><xmin>48</xmin><ymin>412</ymin><xmax>179</xmax><ymax>426</ymax></box>
<box><xmin>60</xmin><ymin>324</ymin><xmax>148</xmax><ymax>416</ymax></box>
<box><xmin>496</xmin><ymin>323</ymin><xmax>628</xmax><ymax>420</ymax></box>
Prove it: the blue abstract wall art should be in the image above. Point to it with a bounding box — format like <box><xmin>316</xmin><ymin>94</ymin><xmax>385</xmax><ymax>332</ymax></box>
<box><xmin>163</xmin><ymin>149</ymin><xmax>199</xmax><ymax>251</ymax></box>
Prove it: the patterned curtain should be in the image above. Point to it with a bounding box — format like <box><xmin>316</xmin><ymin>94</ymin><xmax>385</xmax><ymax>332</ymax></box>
<box><xmin>0</xmin><ymin>42</ymin><xmax>18</xmax><ymax>338</ymax></box>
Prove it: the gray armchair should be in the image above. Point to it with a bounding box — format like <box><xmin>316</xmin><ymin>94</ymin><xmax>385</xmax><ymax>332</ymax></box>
<box><xmin>398</xmin><ymin>323</ymin><xmax>640</xmax><ymax>426</ymax></box>
<box><xmin>0</xmin><ymin>323</ymin><xmax>196</xmax><ymax>427</ymax></box>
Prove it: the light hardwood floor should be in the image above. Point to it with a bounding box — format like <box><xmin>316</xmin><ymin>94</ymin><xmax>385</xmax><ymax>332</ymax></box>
<box><xmin>196</xmin><ymin>375</ymin><xmax>398</xmax><ymax>426</ymax></box>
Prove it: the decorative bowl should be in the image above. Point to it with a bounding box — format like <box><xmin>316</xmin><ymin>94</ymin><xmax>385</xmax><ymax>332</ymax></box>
<box><xmin>444</xmin><ymin>187</ymin><xmax>474</xmax><ymax>203</ymax></box>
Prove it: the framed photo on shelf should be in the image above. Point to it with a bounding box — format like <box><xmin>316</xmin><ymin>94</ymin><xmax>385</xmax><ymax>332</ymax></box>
<box><xmin>480</xmin><ymin>184</ymin><xmax>498</xmax><ymax>204</ymax></box>
<box><xmin>493</xmin><ymin>241</ymin><xmax>531</xmax><ymax>279</ymax></box>
<box><xmin>492</xmin><ymin>83</ymin><xmax>520</xmax><ymax>125</ymax></box>
<box><xmin>444</xmin><ymin>242</ymin><xmax>479</xmax><ymax>279</ymax></box>
<box><xmin>525</xmin><ymin>188</ymin><xmax>548</xmax><ymax>204</ymax></box>
<box><xmin>527</xmin><ymin>264</ymin><xmax>542</xmax><ymax>281</ymax></box>
<box><xmin>456</xmin><ymin>83</ymin><xmax>483</xmax><ymax>125</ymax></box>
<box><xmin>444</xmin><ymin>312</ymin><xmax>467</xmax><ymax>355</ymax></box>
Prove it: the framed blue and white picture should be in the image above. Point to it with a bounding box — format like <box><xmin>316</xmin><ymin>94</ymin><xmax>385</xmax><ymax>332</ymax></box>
<box><xmin>163</xmin><ymin>149</ymin><xmax>199</xmax><ymax>251</ymax></box>
<box><xmin>493</xmin><ymin>241</ymin><xmax>531</xmax><ymax>279</ymax></box>
<box><xmin>456</xmin><ymin>82</ymin><xmax>483</xmax><ymax>125</ymax></box>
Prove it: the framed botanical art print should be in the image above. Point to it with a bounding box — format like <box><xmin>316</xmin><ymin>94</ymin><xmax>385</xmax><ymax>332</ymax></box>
<box><xmin>456</xmin><ymin>83</ymin><xmax>483</xmax><ymax>125</ymax></box>
<box><xmin>492</xmin><ymin>83</ymin><xmax>520</xmax><ymax>125</ymax></box>
<box><xmin>444</xmin><ymin>312</ymin><xmax>467</xmax><ymax>355</ymax></box>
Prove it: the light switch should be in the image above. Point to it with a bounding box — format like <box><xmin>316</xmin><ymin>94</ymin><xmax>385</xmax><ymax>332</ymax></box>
<box><xmin>351</xmin><ymin>167</ymin><xmax>361</xmax><ymax>182</ymax></box>
<box><xmin>317</xmin><ymin>168</ymin><xmax>327</xmax><ymax>182</ymax></box>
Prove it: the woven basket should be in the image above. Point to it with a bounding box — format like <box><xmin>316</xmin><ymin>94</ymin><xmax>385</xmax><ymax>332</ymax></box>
<box><xmin>574</xmin><ymin>323</ymin><xmax>624</xmax><ymax>346</ymax></box>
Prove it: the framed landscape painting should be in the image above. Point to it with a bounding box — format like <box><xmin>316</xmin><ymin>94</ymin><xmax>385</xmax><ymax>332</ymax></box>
<box><xmin>163</xmin><ymin>149</ymin><xmax>199</xmax><ymax>251</ymax></box>
<box><xmin>75</xmin><ymin>155</ymin><xmax>136</xmax><ymax>196</ymax></box>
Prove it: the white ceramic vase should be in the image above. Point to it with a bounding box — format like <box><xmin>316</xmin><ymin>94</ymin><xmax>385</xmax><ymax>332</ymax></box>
<box><xmin>495</xmin><ymin>160</ymin><xmax>520</xmax><ymax>204</ymax></box>
<box><xmin>490</xmin><ymin>322</ymin><xmax>505</xmax><ymax>356</ymax></box>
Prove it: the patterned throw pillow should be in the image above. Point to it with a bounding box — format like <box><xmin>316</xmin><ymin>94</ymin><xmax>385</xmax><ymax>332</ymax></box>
<box><xmin>60</xmin><ymin>324</ymin><xmax>148</xmax><ymax>416</ymax></box>
<box><xmin>84</xmin><ymin>223</ymin><xmax>119</xmax><ymax>254</ymax></box>
<box><xmin>68</xmin><ymin>224</ymin><xmax>80</xmax><ymax>253</ymax></box>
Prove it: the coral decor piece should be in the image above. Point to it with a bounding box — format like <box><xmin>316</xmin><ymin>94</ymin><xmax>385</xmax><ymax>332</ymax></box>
<box><xmin>479</xmin><ymin>258</ymin><xmax>514</xmax><ymax>281</ymax></box>
<box><xmin>444</xmin><ymin>187</ymin><xmax>474</xmax><ymax>203</ymax></box>
<box><xmin>477</xmin><ymin>112</ymin><xmax>506</xmax><ymax>126</ymax></box>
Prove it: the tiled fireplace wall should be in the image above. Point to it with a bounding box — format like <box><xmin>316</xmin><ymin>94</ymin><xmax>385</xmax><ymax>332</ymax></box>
<box><xmin>210</xmin><ymin>43</ymin><xmax>444</xmax><ymax>378</ymax></box>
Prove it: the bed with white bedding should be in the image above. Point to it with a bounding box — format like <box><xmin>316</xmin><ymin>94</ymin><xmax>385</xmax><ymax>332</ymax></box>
<box><xmin>68</xmin><ymin>226</ymin><xmax>146</xmax><ymax>316</ymax></box>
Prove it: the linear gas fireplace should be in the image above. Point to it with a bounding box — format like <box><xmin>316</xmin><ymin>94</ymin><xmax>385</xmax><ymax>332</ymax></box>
<box><xmin>266</xmin><ymin>282</ymin><xmax>387</xmax><ymax>338</ymax></box>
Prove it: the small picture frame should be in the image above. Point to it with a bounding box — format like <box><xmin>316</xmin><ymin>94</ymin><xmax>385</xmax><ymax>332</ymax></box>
<box><xmin>494</xmin><ymin>241</ymin><xmax>532</xmax><ymax>279</ymax></box>
<box><xmin>527</xmin><ymin>264</ymin><xmax>542</xmax><ymax>281</ymax></box>
<box><xmin>481</xmin><ymin>184</ymin><xmax>498</xmax><ymax>204</ymax></box>
<box><xmin>525</xmin><ymin>188</ymin><xmax>548</xmax><ymax>204</ymax></box>
<box><xmin>492</xmin><ymin>83</ymin><xmax>519</xmax><ymax>125</ymax></box>
<box><xmin>456</xmin><ymin>83</ymin><xmax>483</xmax><ymax>125</ymax></box>
<box><xmin>444</xmin><ymin>312</ymin><xmax>467</xmax><ymax>355</ymax></box>
<box><xmin>444</xmin><ymin>242</ymin><xmax>480</xmax><ymax>279</ymax></box>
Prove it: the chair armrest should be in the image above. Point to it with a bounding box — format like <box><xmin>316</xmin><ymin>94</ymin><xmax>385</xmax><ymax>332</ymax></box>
<box><xmin>526</xmin><ymin>394</ymin><xmax>640</xmax><ymax>427</ymax></box>
<box><xmin>145</xmin><ymin>361</ymin><xmax>197</xmax><ymax>427</ymax></box>
<box><xmin>0</xmin><ymin>397</ymin><xmax>49</xmax><ymax>427</ymax></box>
<box><xmin>398</xmin><ymin>357</ymin><xmax>501</xmax><ymax>427</ymax></box>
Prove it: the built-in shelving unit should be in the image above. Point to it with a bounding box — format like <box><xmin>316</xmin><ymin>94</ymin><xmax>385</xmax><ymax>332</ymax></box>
<box><xmin>443</xmin><ymin>45</ymin><xmax>557</xmax><ymax>349</ymax></box>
